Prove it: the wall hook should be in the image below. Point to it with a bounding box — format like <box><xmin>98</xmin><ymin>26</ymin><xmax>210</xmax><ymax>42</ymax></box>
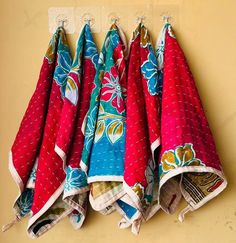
<box><xmin>81</xmin><ymin>13</ymin><xmax>95</xmax><ymax>27</ymax></box>
<box><xmin>110</xmin><ymin>16</ymin><xmax>119</xmax><ymax>25</ymax></box>
<box><xmin>84</xmin><ymin>17</ymin><xmax>92</xmax><ymax>26</ymax></box>
<box><xmin>136</xmin><ymin>15</ymin><xmax>146</xmax><ymax>24</ymax></box>
<box><xmin>161</xmin><ymin>14</ymin><xmax>171</xmax><ymax>24</ymax></box>
<box><xmin>56</xmin><ymin>14</ymin><xmax>69</xmax><ymax>28</ymax></box>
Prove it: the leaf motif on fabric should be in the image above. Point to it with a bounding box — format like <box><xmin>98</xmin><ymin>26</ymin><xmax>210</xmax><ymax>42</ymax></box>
<box><xmin>107</xmin><ymin>119</ymin><xmax>123</xmax><ymax>144</ymax></box>
<box><xmin>65</xmin><ymin>76</ymin><xmax>78</xmax><ymax>105</ymax></box>
<box><xmin>16</xmin><ymin>189</ymin><xmax>34</xmax><ymax>216</ymax></box>
<box><xmin>94</xmin><ymin>119</ymin><xmax>105</xmax><ymax>143</ymax></box>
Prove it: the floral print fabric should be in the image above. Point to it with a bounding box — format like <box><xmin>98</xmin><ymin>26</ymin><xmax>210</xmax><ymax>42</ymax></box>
<box><xmin>5</xmin><ymin>22</ymin><xmax>227</xmax><ymax>238</ymax></box>
<box><xmin>80</xmin><ymin>24</ymin><xmax>127</xmax><ymax>213</ymax></box>
<box><xmin>117</xmin><ymin>23</ymin><xmax>161</xmax><ymax>234</ymax></box>
<box><xmin>55</xmin><ymin>23</ymin><xmax>98</xmax><ymax>229</ymax></box>
<box><xmin>157</xmin><ymin>23</ymin><xmax>227</xmax><ymax>219</ymax></box>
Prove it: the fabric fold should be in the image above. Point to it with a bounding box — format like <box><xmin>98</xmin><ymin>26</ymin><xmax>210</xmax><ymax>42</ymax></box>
<box><xmin>4</xmin><ymin>21</ymin><xmax>228</xmax><ymax>238</ymax></box>
<box><xmin>6</xmin><ymin>27</ymin><xmax>73</xmax><ymax>238</ymax></box>
<box><xmin>80</xmin><ymin>24</ymin><xmax>127</xmax><ymax>214</ymax></box>
<box><xmin>157</xmin><ymin>23</ymin><xmax>227</xmax><ymax>220</ymax></box>
<box><xmin>118</xmin><ymin>23</ymin><xmax>162</xmax><ymax>234</ymax></box>
<box><xmin>55</xmin><ymin>23</ymin><xmax>99</xmax><ymax>229</ymax></box>
<box><xmin>27</xmin><ymin>27</ymin><xmax>73</xmax><ymax>238</ymax></box>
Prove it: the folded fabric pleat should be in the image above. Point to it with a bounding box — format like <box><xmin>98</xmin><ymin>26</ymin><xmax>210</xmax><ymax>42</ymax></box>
<box><xmin>81</xmin><ymin>23</ymin><xmax>128</xmax><ymax>214</ymax></box>
<box><xmin>157</xmin><ymin>23</ymin><xmax>227</xmax><ymax>220</ymax></box>
<box><xmin>27</xmin><ymin>28</ymin><xmax>73</xmax><ymax>238</ymax></box>
<box><xmin>5</xmin><ymin>22</ymin><xmax>228</xmax><ymax>238</ymax></box>
<box><xmin>55</xmin><ymin>23</ymin><xmax>99</xmax><ymax>229</ymax></box>
<box><xmin>118</xmin><ymin>23</ymin><xmax>162</xmax><ymax>234</ymax></box>
<box><xmin>6</xmin><ymin>27</ymin><xmax>73</xmax><ymax>238</ymax></box>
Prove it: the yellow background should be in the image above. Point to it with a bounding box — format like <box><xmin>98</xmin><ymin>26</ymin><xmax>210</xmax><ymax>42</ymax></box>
<box><xmin>1</xmin><ymin>0</ymin><xmax>236</xmax><ymax>242</ymax></box>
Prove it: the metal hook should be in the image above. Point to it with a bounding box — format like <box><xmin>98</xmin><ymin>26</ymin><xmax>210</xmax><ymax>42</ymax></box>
<box><xmin>162</xmin><ymin>15</ymin><xmax>171</xmax><ymax>24</ymax></box>
<box><xmin>84</xmin><ymin>17</ymin><xmax>92</xmax><ymax>26</ymax></box>
<box><xmin>111</xmin><ymin>16</ymin><xmax>119</xmax><ymax>25</ymax></box>
<box><xmin>57</xmin><ymin>18</ymin><xmax>68</xmax><ymax>28</ymax></box>
<box><xmin>81</xmin><ymin>13</ymin><xmax>95</xmax><ymax>27</ymax></box>
<box><xmin>61</xmin><ymin>20</ymin><xmax>66</xmax><ymax>28</ymax></box>
<box><xmin>137</xmin><ymin>16</ymin><xmax>146</xmax><ymax>24</ymax></box>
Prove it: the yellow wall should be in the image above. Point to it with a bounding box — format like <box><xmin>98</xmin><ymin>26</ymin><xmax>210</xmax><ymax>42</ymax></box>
<box><xmin>1</xmin><ymin>0</ymin><xmax>236</xmax><ymax>242</ymax></box>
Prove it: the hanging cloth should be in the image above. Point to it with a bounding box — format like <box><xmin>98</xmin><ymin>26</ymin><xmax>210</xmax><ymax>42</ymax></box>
<box><xmin>55</xmin><ymin>23</ymin><xmax>99</xmax><ymax>228</ymax></box>
<box><xmin>3</xmin><ymin>27</ymin><xmax>73</xmax><ymax>238</ymax></box>
<box><xmin>80</xmin><ymin>23</ymin><xmax>127</xmax><ymax>214</ymax></box>
<box><xmin>117</xmin><ymin>23</ymin><xmax>162</xmax><ymax>234</ymax></box>
<box><xmin>26</xmin><ymin>27</ymin><xmax>73</xmax><ymax>238</ymax></box>
<box><xmin>157</xmin><ymin>23</ymin><xmax>227</xmax><ymax>221</ymax></box>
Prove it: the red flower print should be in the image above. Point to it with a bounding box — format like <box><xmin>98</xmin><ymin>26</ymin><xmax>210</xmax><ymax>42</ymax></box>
<box><xmin>101</xmin><ymin>66</ymin><xmax>125</xmax><ymax>113</ymax></box>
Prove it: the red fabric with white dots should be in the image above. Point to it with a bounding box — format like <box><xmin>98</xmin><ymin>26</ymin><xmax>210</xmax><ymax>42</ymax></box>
<box><xmin>30</xmin><ymin>76</ymin><xmax>65</xmax><ymax>215</ymax></box>
<box><xmin>160</xmin><ymin>28</ymin><xmax>222</xmax><ymax>171</ymax></box>
<box><xmin>11</xmin><ymin>30</ymin><xmax>71</xmax><ymax>218</ymax></box>
<box><xmin>124</xmin><ymin>31</ymin><xmax>161</xmax><ymax>189</ymax></box>
<box><xmin>11</xmin><ymin>58</ymin><xmax>55</xmax><ymax>186</ymax></box>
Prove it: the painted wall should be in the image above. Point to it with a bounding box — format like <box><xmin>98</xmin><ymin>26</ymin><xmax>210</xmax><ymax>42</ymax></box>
<box><xmin>1</xmin><ymin>0</ymin><xmax>236</xmax><ymax>242</ymax></box>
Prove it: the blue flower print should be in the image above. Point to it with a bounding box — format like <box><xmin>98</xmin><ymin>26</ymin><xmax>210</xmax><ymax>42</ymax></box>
<box><xmin>64</xmin><ymin>166</ymin><xmax>88</xmax><ymax>193</ymax></box>
<box><xmin>141</xmin><ymin>47</ymin><xmax>162</xmax><ymax>96</ymax></box>
<box><xmin>84</xmin><ymin>25</ymin><xmax>99</xmax><ymax>67</ymax></box>
<box><xmin>54</xmin><ymin>50</ymin><xmax>72</xmax><ymax>97</ymax></box>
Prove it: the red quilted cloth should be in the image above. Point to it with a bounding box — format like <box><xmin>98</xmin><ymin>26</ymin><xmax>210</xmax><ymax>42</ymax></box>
<box><xmin>158</xmin><ymin>23</ymin><xmax>227</xmax><ymax>220</ymax></box>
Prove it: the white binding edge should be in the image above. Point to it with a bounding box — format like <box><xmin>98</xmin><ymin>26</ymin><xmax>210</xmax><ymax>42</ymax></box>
<box><xmin>64</xmin><ymin>197</ymin><xmax>87</xmax><ymax>230</ymax></box>
<box><xmin>89</xmin><ymin>184</ymin><xmax>125</xmax><ymax>211</ymax></box>
<box><xmin>81</xmin><ymin>111</ymin><xmax>88</xmax><ymax>135</ymax></box>
<box><xmin>80</xmin><ymin>159</ymin><xmax>88</xmax><ymax>173</ymax></box>
<box><xmin>150</xmin><ymin>137</ymin><xmax>160</xmax><ymax>161</ymax></box>
<box><xmin>27</xmin><ymin>180</ymin><xmax>68</xmax><ymax>238</ymax></box>
<box><xmin>63</xmin><ymin>186</ymin><xmax>90</xmax><ymax>200</ymax></box>
<box><xmin>87</xmin><ymin>175</ymin><xmax>123</xmax><ymax>183</ymax></box>
<box><xmin>54</xmin><ymin>145</ymin><xmax>67</xmax><ymax>170</ymax></box>
<box><xmin>9</xmin><ymin>151</ymin><xmax>24</xmax><ymax>193</ymax></box>
<box><xmin>122</xmin><ymin>181</ymin><xmax>143</xmax><ymax>211</ymax></box>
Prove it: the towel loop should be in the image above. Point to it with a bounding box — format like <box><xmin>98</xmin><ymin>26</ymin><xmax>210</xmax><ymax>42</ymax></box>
<box><xmin>178</xmin><ymin>205</ymin><xmax>193</xmax><ymax>222</ymax></box>
<box><xmin>2</xmin><ymin>215</ymin><xmax>21</xmax><ymax>232</ymax></box>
